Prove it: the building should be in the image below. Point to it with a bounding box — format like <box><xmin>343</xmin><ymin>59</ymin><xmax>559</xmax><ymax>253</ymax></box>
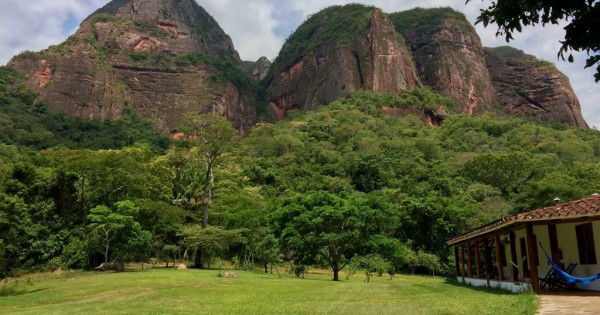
<box><xmin>447</xmin><ymin>195</ymin><xmax>600</xmax><ymax>293</ymax></box>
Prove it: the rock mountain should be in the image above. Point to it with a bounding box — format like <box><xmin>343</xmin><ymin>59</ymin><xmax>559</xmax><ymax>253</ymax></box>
<box><xmin>7</xmin><ymin>1</ymin><xmax>588</xmax><ymax>130</ymax></box>
<box><xmin>9</xmin><ymin>0</ymin><xmax>257</xmax><ymax>134</ymax></box>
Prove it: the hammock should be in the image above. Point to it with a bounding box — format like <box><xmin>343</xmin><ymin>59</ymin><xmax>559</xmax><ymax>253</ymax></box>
<box><xmin>539</xmin><ymin>243</ymin><xmax>600</xmax><ymax>286</ymax></box>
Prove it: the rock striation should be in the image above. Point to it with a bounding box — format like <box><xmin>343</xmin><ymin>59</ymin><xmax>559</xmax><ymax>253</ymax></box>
<box><xmin>264</xmin><ymin>4</ymin><xmax>420</xmax><ymax>119</ymax></box>
<box><xmin>6</xmin><ymin>3</ymin><xmax>589</xmax><ymax>130</ymax></box>
<box><xmin>9</xmin><ymin>0</ymin><xmax>256</xmax><ymax>133</ymax></box>
<box><xmin>484</xmin><ymin>46</ymin><xmax>588</xmax><ymax>128</ymax></box>
<box><xmin>389</xmin><ymin>8</ymin><xmax>497</xmax><ymax>116</ymax></box>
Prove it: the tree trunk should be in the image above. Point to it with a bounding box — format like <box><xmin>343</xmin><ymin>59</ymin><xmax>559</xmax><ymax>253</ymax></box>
<box><xmin>264</xmin><ymin>263</ymin><xmax>268</xmax><ymax>274</ymax></box>
<box><xmin>202</xmin><ymin>157</ymin><xmax>214</xmax><ymax>229</ymax></box>
<box><xmin>333</xmin><ymin>268</ymin><xmax>340</xmax><ymax>281</ymax></box>
<box><xmin>104</xmin><ymin>240</ymin><xmax>110</xmax><ymax>263</ymax></box>
<box><xmin>194</xmin><ymin>246</ymin><xmax>203</xmax><ymax>268</ymax></box>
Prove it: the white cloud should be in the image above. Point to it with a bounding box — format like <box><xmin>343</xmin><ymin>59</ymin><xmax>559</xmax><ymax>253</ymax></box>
<box><xmin>0</xmin><ymin>0</ymin><xmax>598</xmax><ymax>127</ymax></box>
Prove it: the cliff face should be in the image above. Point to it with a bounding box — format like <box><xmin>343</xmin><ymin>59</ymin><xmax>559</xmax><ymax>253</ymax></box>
<box><xmin>244</xmin><ymin>57</ymin><xmax>271</xmax><ymax>80</ymax></box>
<box><xmin>389</xmin><ymin>8</ymin><xmax>497</xmax><ymax>116</ymax></box>
<box><xmin>265</xmin><ymin>5</ymin><xmax>420</xmax><ymax>119</ymax></box>
<box><xmin>8</xmin><ymin>0</ymin><xmax>256</xmax><ymax>133</ymax></box>
<box><xmin>485</xmin><ymin>46</ymin><xmax>588</xmax><ymax>128</ymax></box>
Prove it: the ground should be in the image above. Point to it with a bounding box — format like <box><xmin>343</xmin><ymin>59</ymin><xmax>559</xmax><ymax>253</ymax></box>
<box><xmin>537</xmin><ymin>290</ymin><xmax>600</xmax><ymax>314</ymax></box>
<box><xmin>0</xmin><ymin>267</ymin><xmax>536</xmax><ymax>314</ymax></box>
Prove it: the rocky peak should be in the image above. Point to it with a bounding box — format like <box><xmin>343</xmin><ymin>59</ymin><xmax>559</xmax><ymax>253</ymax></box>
<box><xmin>485</xmin><ymin>46</ymin><xmax>588</xmax><ymax>128</ymax></box>
<box><xmin>8</xmin><ymin>0</ymin><xmax>256</xmax><ymax>133</ymax></box>
<box><xmin>389</xmin><ymin>8</ymin><xmax>497</xmax><ymax>115</ymax></box>
<box><xmin>265</xmin><ymin>4</ymin><xmax>419</xmax><ymax>119</ymax></box>
<box><xmin>244</xmin><ymin>56</ymin><xmax>271</xmax><ymax>80</ymax></box>
<box><xmin>83</xmin><ymin>0</ymin><xmax>239</xmax><ymax>60</ymax></box>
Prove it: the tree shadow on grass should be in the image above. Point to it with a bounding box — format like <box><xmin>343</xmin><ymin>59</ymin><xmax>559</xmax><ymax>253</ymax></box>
<box><xmin>0</xmin><ymin>288</ymin><xmax>47</xmax><ymax>297</ymax></box>
<box><xmin>443</xmin><ymin>277</ymin><xmax>530</xmax><ymax>296</ymax></box>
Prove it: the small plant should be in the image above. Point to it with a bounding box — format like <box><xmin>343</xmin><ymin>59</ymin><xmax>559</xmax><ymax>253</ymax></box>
<box><xmin>0</xmin><ymin>278</ymin><xmax>33</xmax><ymax>297</ymax></box>
<box><xmin>90</xmin><ymin>13</ymin><xmax>117</xmax><ymax>24</ymax></box>
<box><xmin>129</xmin><ymin>52</ymin><xmax>149</xmax><ymax>62</ymax></box>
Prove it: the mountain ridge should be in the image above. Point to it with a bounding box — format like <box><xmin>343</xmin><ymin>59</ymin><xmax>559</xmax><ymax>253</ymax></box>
<box><xmin>5</xmin><ymin>1</ymin><xmax>589</xmax><ymax>130</ymax></box>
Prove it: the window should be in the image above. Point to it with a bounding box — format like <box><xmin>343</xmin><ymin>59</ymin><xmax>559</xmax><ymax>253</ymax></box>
<box><xmin>576</xmin><ymin>223</ymin><xmax>597</xmax><ymax>265</ymax></box>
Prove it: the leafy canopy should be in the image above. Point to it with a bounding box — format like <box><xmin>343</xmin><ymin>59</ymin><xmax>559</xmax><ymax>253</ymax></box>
<box><xmin>467</xmin><ymin>0</ymin><xmax>600</xmax><ymax>81</ymax></box>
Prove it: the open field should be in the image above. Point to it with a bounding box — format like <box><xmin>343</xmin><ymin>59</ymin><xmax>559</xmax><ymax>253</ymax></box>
<box><xmin>0</xmin><ymin>268</ymin><xmax>536</xmax><ymax>314</ymax></box>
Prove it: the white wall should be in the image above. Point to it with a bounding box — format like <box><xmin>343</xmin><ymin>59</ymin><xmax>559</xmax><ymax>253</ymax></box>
<box><xmin>459</xmin><ymin>219</ymin><xmax>600</xmax><ymax>291</ymax></box>
<box><xmin>555</xmin><ymin>221</ymin><xmax>600</xmax><ymax>291</ymax></box>
<box><xmin>457</xmin><ymin>277</ymin><xmax>531</xmax><ymax>293</ymax></box>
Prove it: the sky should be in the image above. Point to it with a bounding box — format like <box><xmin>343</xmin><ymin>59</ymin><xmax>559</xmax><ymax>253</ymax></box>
<box><xmin>1</xmin><ymin>0</ymin><xmax>598</xmax><ymax>127</ymax></box>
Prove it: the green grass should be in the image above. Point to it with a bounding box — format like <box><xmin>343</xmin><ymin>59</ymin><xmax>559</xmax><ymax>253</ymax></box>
<box><xmin>0</xmin><ymin>268</ymin><xmax>536</xmax><ymax>314</ymax></box>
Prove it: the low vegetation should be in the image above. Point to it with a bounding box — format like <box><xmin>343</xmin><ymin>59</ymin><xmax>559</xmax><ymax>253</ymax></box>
<box><xmin>389</xmin><ymin>7</ymin><xmax>471</xmax><ymax>37</ymax></box>
<box><xmin>271</xmin><ymin>4</ymin><xmax>375</xmax><ymax>75</ymax></box>
<box><xmin>1</xmin><ymin>65</ymin><xmax>600</xmax><ymax>294</ymax></box>
<box><xmin>0</xmin><ymin>269</ymin><xmax>537</xmax><ymax>314</ymax></box>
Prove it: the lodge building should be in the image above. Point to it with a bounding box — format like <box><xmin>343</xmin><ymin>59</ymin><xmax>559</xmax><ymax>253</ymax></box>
<box><xmin>447</xmin><ymin>195</ymin><xmax>600</xmax><ymax>293</ymax></box>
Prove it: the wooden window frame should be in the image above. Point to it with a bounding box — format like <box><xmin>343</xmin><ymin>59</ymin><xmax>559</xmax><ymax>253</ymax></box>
<box><xmin>576</xmin><ymin>223</ymin><xmax>597</xmax><ymax>265</ymax></box>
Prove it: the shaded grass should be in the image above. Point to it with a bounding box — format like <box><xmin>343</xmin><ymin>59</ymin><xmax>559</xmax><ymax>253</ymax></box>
<box><xmin>0</xmin><ymin>269</ymin><xmax>536</xmax><ymax>314</ymax></box>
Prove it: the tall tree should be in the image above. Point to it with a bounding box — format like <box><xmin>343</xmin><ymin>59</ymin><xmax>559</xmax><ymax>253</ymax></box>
<box><xmin>179</xmin><ymin>113</ymin><xmax>237</xmax><ymax>267</ymax></box>
<box><xmin>468</xmin><ymin>0</ymin><xmax>600</xmax><ymax>81</ymax></box>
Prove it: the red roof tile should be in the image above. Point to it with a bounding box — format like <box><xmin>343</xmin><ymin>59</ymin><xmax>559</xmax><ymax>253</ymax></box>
<box><xmin>447</xmin><ymin>195</ymin><xmax>600</xmax><ymax>245</ymax></box>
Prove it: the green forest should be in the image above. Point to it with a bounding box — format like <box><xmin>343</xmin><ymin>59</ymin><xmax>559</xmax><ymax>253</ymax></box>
<box><xmin>2</xmin><ymin>65</ymin><xmax>600</xmax><ymax>280</ymax></box>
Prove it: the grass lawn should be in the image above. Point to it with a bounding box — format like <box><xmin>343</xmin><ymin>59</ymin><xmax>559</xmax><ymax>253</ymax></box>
<box><xmin>0</xmin><ymin>268</ymin><xmax>536</xmax><ymax>314</ymax></box>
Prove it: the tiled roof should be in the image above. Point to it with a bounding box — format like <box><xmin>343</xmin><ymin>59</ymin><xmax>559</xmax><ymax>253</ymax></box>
<box><xmin>447</xmin><ymin>195</ymin><xmax>600</xmax><ymax>245</ymax></box>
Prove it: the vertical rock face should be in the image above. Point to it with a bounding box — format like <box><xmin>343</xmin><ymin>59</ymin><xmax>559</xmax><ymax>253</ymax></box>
<box><xmin>265</xmin><ymin>4</ymin><xmax>419</xmax><ymax>118</ymax></box>
<box><xmin>485</xmin><ymin>46</ymin><xmax>588</xmax><ymax>128</ymax></box>
<box><xmin>389</xmin><ymin>8</ymin><xmax>497</xmax><ymax>115</ymax></box>
<box><xmin>8</xmin><ymin>0</ymin><xmax>256</xmax><ymax>133</ymax></box>
<box><xmin>244</xmin><ymin>56</ymin><xmax>271</xmax><ymax>80</ymax></box>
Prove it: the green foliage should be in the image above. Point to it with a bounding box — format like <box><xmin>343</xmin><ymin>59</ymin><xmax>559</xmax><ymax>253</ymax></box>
<box><xmin>180</xmin><ymin>225</ymin><xmax>246</xmax><ymax>265</ymax></box>
<box><xmin>134</xmin><ymin>21</ymin><xmax>170</xmax><ymax>38</ymax></box>
<box><xmin>0</xmin><ymin>277</ymin><xmax>33</xmax><ymax>297</ymax></box>
<box><xmin>87</xmin><ymin>201</ymin><xmax>152</xmax><ymax>264</ymax></box>
<box><xmin>175</xmin><ymin>53</ymin><xmax>258</xmax><ymax>90</ymax></box>
<box><xmin>462</xmin><ymin>151</ymin><xmax>539</xmax><ymax>196</ymax></box>
<box><xmin>129</xmin><ymin>51</ymin><xmax>148</xmax><ymax>62</ymax></box>
<box><xmin>271</xmin><ymin>4</ymin><xmax>374</xmax><ymax>75</ymax></box>
<box><xmin>89</xmin><ymin>13</ymin><xmax>117</xmax><ymax>24</ymax></box>
<box><xmin>466</xmin><ymin>0</ymin><xmax>600</xmax><ymax>81</ymax></box>
<box><xmin>343</xmin><ymin>88</ymin><xmax>456</xmax><ymax>113</ymax></box>
<box><xmin>353</xmin><ymin>254</ymin><xmax>391</xmax><ymax>282</ymax></box>
<box><xmin>2</xmin><ymin>65</ymin><xmax>600</xmax><ymax>281</ymax></box>
<box><xmin>0</xmin><ymin>68</ymin><xmax>172</xmax><ymax>151</ymax></box>
<box><xmin>389</xmin><ymin>7</ymin><xmax>469</xmax><ymax>36</ymax></box>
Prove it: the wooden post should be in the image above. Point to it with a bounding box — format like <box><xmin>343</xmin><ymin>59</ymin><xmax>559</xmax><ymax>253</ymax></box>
<box><xmin>495</xmin><ymin>235</ymin><xmax>505</xmax><ymax>281</ymax></box>
<box><xmin>454</xmin><ymin>246</ymin><xmax>460</xmax><ymax>276</ymax></box>
<box><xmin>484</xmin><ymin>238</ymin><xmax>493</xmax><ymax>285</ymax></box>
<box><xmin>467</xmin><ymin>243</ymin><xmax>473</xmax><ymax>278</ymax></box>
<box><xmin>461</xmin><ymin>245</ymin><xmax>466</xmax><ymax>277</ymax></box>
<box><xmin>509</xmin><ymin>231</ymin><xmax>518</xmax><ymax>281</ymax></box>
<box><xmin>526</xmin><ymin>223</ymin><xmax>540</xmax><ymax>293</ymax></box>
<box><xmin>475</xmin><ymin>240</ymin><xmax>482</xmax><ymax>279</ymax></box>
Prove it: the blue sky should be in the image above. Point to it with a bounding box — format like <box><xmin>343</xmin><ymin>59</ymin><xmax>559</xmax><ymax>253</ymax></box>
<box><xmin>1</xmin><ymin>0</ymin><xmax>598</xmax><ymax>127</ymax></box>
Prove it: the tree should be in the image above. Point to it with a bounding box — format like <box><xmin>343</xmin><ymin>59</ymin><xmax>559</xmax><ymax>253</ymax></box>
<box><xmin>254</xmin><ymin>233</ymin><xmax>281</xmax><ymax>275</ymax></box>
<box><xmin>87</xmin><ymin>205</ymin><xmax>133</xmax><ymax>264</ymax></box>
<box><xmin>355</xmin><ymin>254</ymin><xmax>391</xmax><ymax>283</ymax></box>
<box><xmin>276</xmin><ymin>192</ymin><xmax>363</xmax><ymax>281</ymax></box>
<box><xmin>87</xmin><ymin>201</ymin><xmax>151</xmax><ymax>265</ymax></box>
<box><xmin>462</xmin><ymin>151</ymin><xmax>539</xmax><ymax>196</ymax></box>
<box><xmin>0</xmin><ymin>193</ymin><xmax>29</xmax><ymax>278</ymax></box>
<box><xmin>179</xmin><ymin>113</ymin><xmax>237</xmax><ymax>268</ymax></box>
<box><xmin>180</xmin><ymin>225</ymin><xmax>246</xmax><ymax>269</ymax></box>
<box><xmin>468</xmin><ymin>0</ymin><xmax>600</xmax><ymax>81</ymax></box>
<box><xmin>417</xmin><ymin>250</ymin><xmax>442</xmax><ymax>276</ymax></box>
